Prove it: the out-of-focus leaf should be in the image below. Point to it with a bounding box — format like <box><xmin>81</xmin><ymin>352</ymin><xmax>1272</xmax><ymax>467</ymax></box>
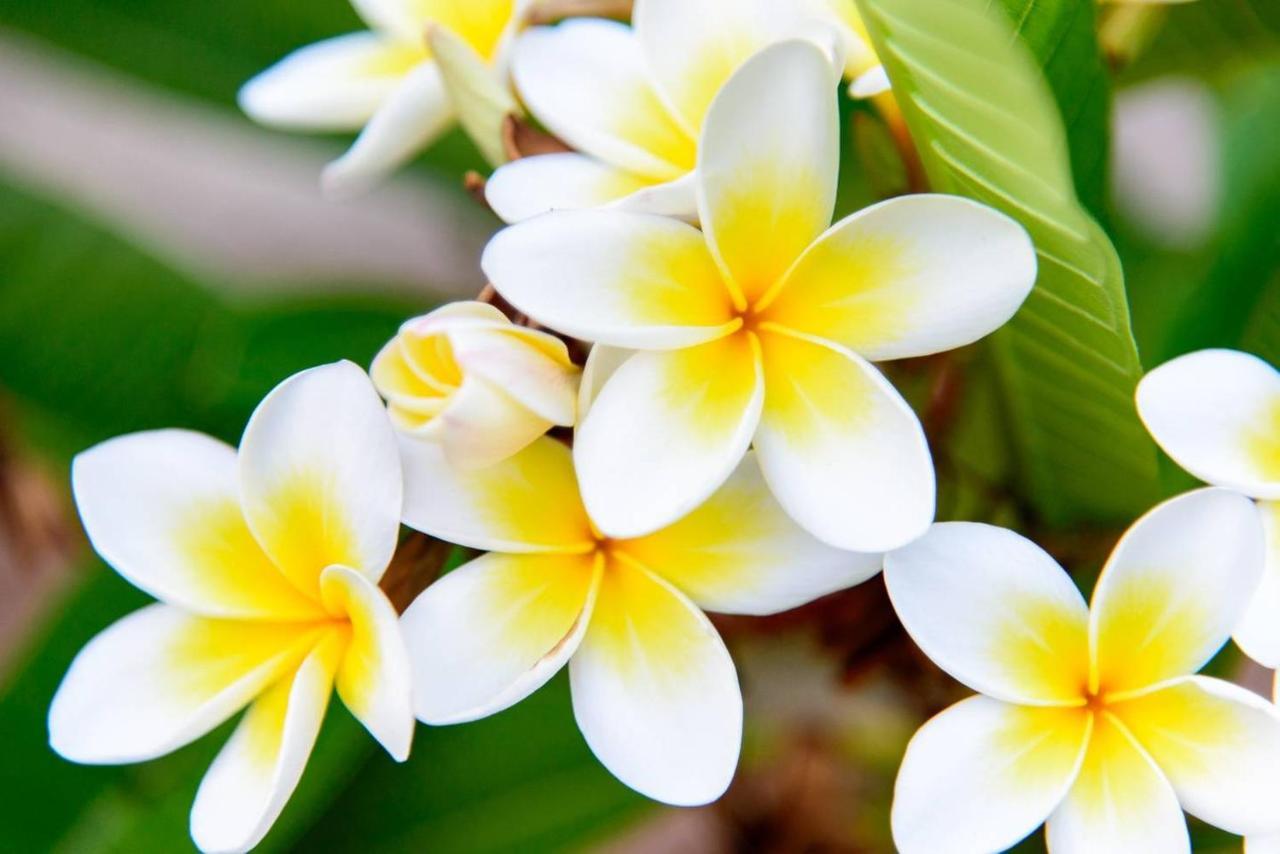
<box><xmin>428</xmin><ymin>25</ymin><xmax>520</xmax><ymax>168</ymax></box>
<box><xmin>1122</xmin><ymin>0</ymin><xmax>1280</xmax><ymax>85</ymax></box>
<box><xmin>855</xmin><ymin>0</ymin><xmax>1161</xmax><ymax>523</ymax></box>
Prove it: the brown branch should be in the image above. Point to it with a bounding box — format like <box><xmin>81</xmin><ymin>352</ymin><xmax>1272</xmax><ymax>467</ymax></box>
<box><xmin>378</xmin><ymin>532</ymin><xmax>460</xmax><ymax>613</ymax></box>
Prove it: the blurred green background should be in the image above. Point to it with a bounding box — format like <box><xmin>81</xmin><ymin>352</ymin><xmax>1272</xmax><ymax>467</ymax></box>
<box><xmin>0</xmin><ymin>0</ymin><xmax>1276</xmax><ymax>851</ymax></box>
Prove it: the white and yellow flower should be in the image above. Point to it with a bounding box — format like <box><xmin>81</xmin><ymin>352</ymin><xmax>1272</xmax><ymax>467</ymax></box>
<box><xmin>49</xmin><ymin>362</ymin><xmax>412</xmax><ymax>854</ymax></box>
<box><xmin>1137</xmin><ymin>348</ymin><xmax>1280</xmax><ymax>669</ymax></box>
<box><xmin>397</xmin><ymin>434</ymin><xmax>881</xmax><ymax>804</ymax></box>
<box><xmin>240</xmin><ymin>0</ymin><xmax>529</xmax><ymax>193</ymax></box>
<box><xmin>371</xmin><ymin>301</ymin><xmax>580</xmax><ymax>469</ymax></box>
<box><xmin>484</xmin><ymin>0</ymin><xmax>885</xmax><ymax>222</ymax></box>
<box><xmin>885</xmin><ymin>488</ymin><xmax>1277</xmax><ymax>853</ymax></box>
<box><xmin>482</xmin><ymin>40</ymin><xmax>1038</xmax><ymax>552</ymax></box>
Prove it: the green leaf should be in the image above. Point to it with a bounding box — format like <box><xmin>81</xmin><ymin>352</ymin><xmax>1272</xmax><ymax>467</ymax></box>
<box><xmin>855</xmin><ymin>0</ymin><xmax>1161</xmax><ymax>522</ymax></box>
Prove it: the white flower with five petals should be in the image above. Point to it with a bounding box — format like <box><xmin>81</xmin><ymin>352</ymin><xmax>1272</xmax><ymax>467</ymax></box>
<box><xmin>482</xmin><ymin>40</ymin><xmax>1038</xmax><ymax>551</ymax></box>
<box><xmin>885</xmin><ymin>488</ymin><xmax>1278</xmax><ymax>854</ymax></box>
<box><xmin>49</xmin><ymin>362</ymin><xmax>412</xmax><ymax>854</ymax></box>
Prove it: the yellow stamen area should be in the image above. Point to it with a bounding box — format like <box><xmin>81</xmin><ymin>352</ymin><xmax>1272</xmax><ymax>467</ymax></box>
<box><xmin>1245</xmin><ymin>398</ymin><xmax>1280</xmax><ymax>481</ymax></box>
<box><xmin>164</xmin><ymin>618</ymin><xmax>329</xmax><ymax>702</ymax></box>
<box><xmin>991</xmin><ymin>597</ymin><xmax>1092</xmax><ymax>706</ymax></box>
<box><xmin>259</xmin><ymin>471</ymin><xmax>361</xmax><ymax>600</ymax></box>
<box><xmin>990</xmin><ymin>704</ymin><xmax>1092</xmax><ymax>788</ymax></box>
<box><xmin>411</xmin><ymin>0</ymin><xmax>515</xmax><ymax>61</ymax></box>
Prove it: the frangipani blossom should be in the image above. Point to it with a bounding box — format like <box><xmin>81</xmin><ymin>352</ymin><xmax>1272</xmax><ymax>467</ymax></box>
<box><xmin>49</xmin><ymin>362</ymin><xmax>412</xmax><ymax>854</ymax></box>
<box><xmin>885</xmin><ymin>488</ymin><xmax>1277</xmax><ymax>853</ymax></box>
<box><xmin>482</xmin><ymin>40</ymin><xmax>1038</xmax><ymax>551</ymax></box>
<box><xmin>371</xmin><ymin>301</ymin><xmax>580</xmax><ymax>469</ymax></box>
<box><xmin>398</xmin><ymin>434</ymin><xmax>880</xmax><ymax>804</ymax></box>
<box><xmin>240</xmin><ymin>0</ymin><xmax>528</xmax><ymax>194</ymax></box>
<box><xmin>484</xmin><ymin>0</ymin><xmax>885</xmax><ymax>222</ymax></box>
<box><xmin>1137</xmin><ymin>348</ymin><xmax>1280</xmax><ymax>667</ymax></box>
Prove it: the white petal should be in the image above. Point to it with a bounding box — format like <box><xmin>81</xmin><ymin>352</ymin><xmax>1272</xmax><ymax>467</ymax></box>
<box><xmin>1112</xmin><ymin>676</ymin><xmax>1280</xmax><ymax>836</ymax></box>
<box><xmin>71</xmin><ymin>431</ymin><xmax>321</xmax><ymax>619</ymax></box>
<box><xmin>190</xmin><ymin>635</ymin><xmax>340</xmax><ymax>854</ymax></box>
<box><xmin>574</xmin><ymin>335</ymin><xmax>763</xmax><ymax>539</ymax></box>
<box><xmin>891</xmin><ymin>695</ymin><xmax>1090</xmax><ymax>854</ymax></box>
<box><xmin>849</xmin><ymin>64</ymin><xmax>890</xmax><ymax>98</ymax></box>
<box><xmin>427</xmin><ymin>22</ymin><xmax>517</xmax><ymax>167</ymax></box>
<box><xmin>485</xmin><ymin>154</ymin><xmax>652</xmax><ymax>223</ymax></box>
<box><xmin>239</xmin><ymin>362</ymin><xmax>402</xmax><ymax>599</ymax></box>
<box><xmin>697</xmin><ymin>40</ymin><xmax>840</xmax><ymax>305</ymax></box>
<box><xmin>1235</xmin><ymin>500</ymin><xmax>1280</xmax><ymax>667</ymax></box>
<box><xmin>884</xmin><ymin>522</ymin><xmax>1091</xmax><ymax>706</ymax></box>
<box><xmin>430</xmin><ymin>376</ymin><xmax>556</xmax><ymax>469</ymax></box>
<box><xmin>445</xmin><ymin>322</ymin><xmax>578</xmax><ymax>426</ymax></box>
<box><xmin>1089</xmin><ymin>487</ymin><xmax>1266</xmax><ymax>694</ymax></box>
<box><xmin>608</xmin><ymin>172</ymin><xmax>699</xmax><ymax>220</ymax></box>
<box><xmin>399</xmin><ymin>434</ymin><xmax>595</xmax><ymax>553</ymax></box>
<box><xmin>49</xmin><ymin>604</ymin><xmax>322</xmax><ymax>764</ymax></box>
<box><xmin>512</xmin><ymin>19</ymin><xmax>695</xmax><ymax>181</ymax></box>
<box><xmin>482</xmin><ymin>210</ymin><xmax>738</xmax><ymax>349</ymax></box>
<box><xmin>1045</xmin><ymin>710</ymin><xmax>1189</xmax><ymax>854</ymax></box>
<box><xmin>239</xmin><ymin>32</ymin><xmax>419</xmax><ymax>132</ymax></box>
<box><xmin>320</xmin><ymin>565</ymin><xmax>414</xmax><ymax>761</ymax></box>
<box><xmin>754</xmin><ymin>331</ymin><xmax>934</xmax><ymax>553</ymax></box>
<box><xmin>402</xmin><ymin>551</ymin><xmax>600</xmax><ymax>724</ymax></box>
<box><xmin>1137</xmin><ymin>348</ymin><xmax>1280</xmax><ymax>500</ymax></box>
<box><xmin>617</xmin><ymin>453</ymin><xmax>881</xmax><ymax>615</ymax></box>
<box><xmin>322</xmin><ymin>62</ymin><xmax>455</xmax><ymax>196</ymax></box>
<box><xmin>578</xmin><ymin>343</ymin><xmax>633</xmax><ymax>420</ymax></box>
<box><xmin>569</xmin><ymin>557</ymin><xmax>741</xmax><ymax>805</ymax></box>
<box><xmin>759</xmin><ymin>195</ymin><xmax>1038</xmax><ymax>360</ymax></box>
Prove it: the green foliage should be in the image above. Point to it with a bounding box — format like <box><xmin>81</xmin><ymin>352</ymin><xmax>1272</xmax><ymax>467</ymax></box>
<box><xmin>855</xmin><ymin>0</ymin><xmax>1161</xmax><ymax>524</ymax></box>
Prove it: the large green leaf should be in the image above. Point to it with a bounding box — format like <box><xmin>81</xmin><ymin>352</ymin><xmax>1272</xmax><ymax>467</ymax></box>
<box><xmin>855</xmin><ymin>0</ymin><xmax>1161</xmax><ymax>522</ymax></box>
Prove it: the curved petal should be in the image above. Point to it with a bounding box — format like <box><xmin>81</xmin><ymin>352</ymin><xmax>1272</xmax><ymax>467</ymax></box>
<box><xmin>482</xmin><ymin>211</ymin><xmax>737</xmax><ymax>349</ymax></box>
<box><xmin>574</xmin><ymin>333</ymin><xmax>763</xmax><ymax>539</ymax></box>
<box><xmin>239</xmin><ymin>362</ymin><xmax>403</xmax><ymax>599</ymax></box>
<box><xmin>1112</xmin><ymin>676</ymin><xmax>1280</xmax><ymax>836</ymax></box>
<box><xmin>891</xmin><ymin>695</ymin><xmax>1090</xmax><ymax>854</ymax></box>
<box><xmin>402</xmin><ymin>551</ymin><xmax>600</xmax><ymax>724</ymax></box>
<box><xmin>850</xmin><ymin>65</ymin><xmax>890</xmax><ymax>98</ymax></box>
<box><xmin>569</xmin><ymin>557</ymin><xmax>741</xmax><ymax>806</ymax></box>
<box><xmin>1234</xmin><ymin>500</ymin><xmax>1280</xmax><ymax>667</ymax></box>
<box><xmin>190</xmin><ymin>634</ymin><xmax>341</xmax><ymax>854</ymax></box>
<box><xmin>697</xmin><ymin>40</ymin><xmax>839</xmax><ymax>306</ymax></box>
<box><xmin>428</xmin><ymin>376</ymin><xmax>555</xmax><ymax>469</ymax></box>
<box><xmin>320</xmin><ymin>566</ymin><xmax>413</xmax><ymax>761</ymax></box>
<box><xmin>399</xmin><ymin>434</ymin><xmax>594</xmax><ymax>553</ymax></box>
<box><xmin>49</xmin><ymin>605</ymin><xmax>323</xmax><ymax>764</ymax></box>
<box><xmin>616</xmin><ymin>453</ymin><xmax>881</xmax><ymax>615</ymax></box>
<box><xmin>754</xmin><ymin>330</ymin><xmax>934</xmax><ymax>553</ymax></box>
<box><xmin>758</xmin><ymin>195</ymin><xmax>1037</xmax><ymax>360</ymax></box>
<box><xmin>1045</xmin><ymin>711</ymin><xmax>1189</xmax><ymax>854</ymax></box>
<box><xmin>71</xmin><ymin>431</ymin><xmax>322</xmax><ymax>619</ymax></box>
<box><xmin>578</xmin><ymin>344</ymin><xmax>633</xmax><ymax>420</ymax></box>
<box><xmin>1137</xmin><ymin>349</ymin><xmax>1280</xmax><ymax>500</ymax></box>
<box><xmin>608</xmin><ymin>172</ymin><xmax>699</xmax><ymax>220</ymax></box>
<box><xmin>1090</xmin><ymin>488</ymin><xmax>1266</xmax><ymax>696</ymax></box>
<box><xmin>239</xmin><ymin>32</ymin><xmax>421</xmax><ymax>132</ymax></box>
<box><xmin>883</xmin><ymin>522</ymin><xmax>1090</xmax><ymax>706</ymax></box>
<box><xmin>485</xmin><ymin>154</ymin><xmax>652</xmax><ymax>223</ymax></box>
<box><xmin>512</xmin><ymin>20</ymin><xmax>695</xmax><ymax>180</ymax></box>
<box><xmin>322</xmin><ymin>62</ymin><xmax>455</xmax><ymax>196</ymax></box>
<box><xmin>446</xmin><ymin>324</ymin><xmax>578</xmax><ymax>426</ymax></box>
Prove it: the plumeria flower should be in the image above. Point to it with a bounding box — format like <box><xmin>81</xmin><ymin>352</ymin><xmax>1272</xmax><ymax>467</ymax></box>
<box><xmin>397</xmin><ymin>433</ymin><xmax>881</xmax><ymax>804</ymax></box>
<box><xmin>371</xmin><ymin>301</ymin><xmax>580</xmax><ymax>469</ymax></box>
<box><xmin>49</xmin><ymin>362</ymin><xmax>412</xmax><ymax>854</ymax></box>
<box><xmin>885</xmin><ymin>488</ymin><xmax>1278</xmax><ymax>853</ymax></box>
<box><xmin>484</xmin><ymin>0</ymin><xmax>885</xmax><ymax>222</ymax></box>
<box><xmin>1137</xmin><ymin>348</ymin><xmax>1280</xmax><ymax>668</ymax></box>
<box><xmin>482</xmin><ymin>40</ymin><xmax>1038</xmax><ymax>552</ymax></box>
<box><xmin>240</xmin><ymin>0</ymin><xmax>529</xmax><ymax>194</ymax></box>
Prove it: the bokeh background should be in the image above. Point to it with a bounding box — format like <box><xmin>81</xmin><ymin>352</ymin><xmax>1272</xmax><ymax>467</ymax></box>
<box><xmin>0</xmin><ymin>0</ymin><xmax>1276</xmax><ymax>851</ymax></box>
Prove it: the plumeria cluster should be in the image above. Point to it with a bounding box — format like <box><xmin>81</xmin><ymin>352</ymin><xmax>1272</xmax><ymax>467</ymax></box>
<box><xmin>47</xmin><ymin>1</ymin><xmax>1273</xmax><ymax>852</ymax></box>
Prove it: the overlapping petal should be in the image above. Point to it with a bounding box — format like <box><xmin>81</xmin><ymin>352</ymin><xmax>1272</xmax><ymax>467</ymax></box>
<box><xmin>891</xmin><ymin>696</ymin><xmax>1091</xmax><ymax>854</ymax></box>
<box><xmin>71</xmin><ymin>430</ymin><xmax>321</xmax><ymax>620</ymax></box>
<box><xmin>1235</xmin><ymin>500</ymin><xmax>1280</xmax><ymax>666</ymax></box>
<box><xmin>574</xmin><ymin>333</ymin><xmax>763</xmax><ymax>539</ymax></box>
<box><xmin>402</xmin><ymin>551</ymin><xmax>600</xmax><ymax>724</ymax></box>
<box><xmin>569</xmin><ymin>557</ymin><xmax>741</xmax><ymax>806</ymax></box>
<box><xmin>49</xmin><ymin>605</ymin><xmax>323</xmax><ymax>764</ymax></box>
<box><xmin>616</xmin><ymin>453</ymin><xmax>880</xmax><ymax>615</ymax></box>
<box><xmin>697</xmin><ymin>40</ymin><xmax>839</xmax><ymax>306</ymax></box>
<box><xmin>483</xmin><ymin>210</ymin><xmax>737</xmax><ymax>348</ymax></box>
<box><xmin>1089</xmin><ymin>488</ymin><xmax>1265</xmax><ymax>695</ymax></box>
<box><xmin>485</xmin><ymin>154</ymin><xmax>651</xmax><ymax>223</ymax></box>
<box><xmin>1137</xmin><ymin>348</ymin><xmax>1280</xmax><ymax>500</ymax></box>
<box><xmin>400</xmin><ymin>435</ymin><xmax>594</xmax><ymax>553</ymax></box>
<box><xmin>754</xmin><ymin>331</ymin><xmax>934</xmax><ymax>553</ymax></box>
<box><xmin>758</xmin><ymin>195</ymin><xmax>1037</xmax><ymax>360</ymax></box>
<box><xmin>239</xmin><ymin>362</ymin><xmax>403</xmax><ymax>598</ymax></box>
<box><xmin>884</xmin><ymin>522</ymin><xmax>1090</xmax><ymax>706</ymax></box>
